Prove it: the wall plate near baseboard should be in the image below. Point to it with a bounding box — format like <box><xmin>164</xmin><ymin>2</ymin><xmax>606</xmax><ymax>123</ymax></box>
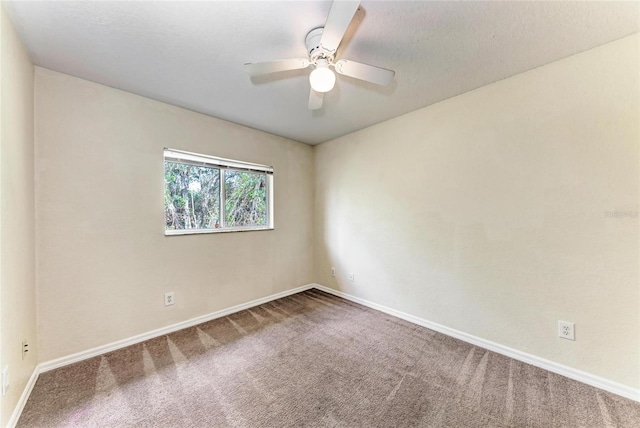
<box><xmin>311</xmin><ymin>284</ymin><xmax>640</xmax><ymax>403</ymax></box>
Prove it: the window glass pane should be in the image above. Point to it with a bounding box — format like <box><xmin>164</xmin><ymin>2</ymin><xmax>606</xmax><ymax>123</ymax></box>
<box><xmin>164</xmin><ymin>161</ymin><xmax>220</xmax><ymax>230</ymax></box>
<box><xmin>224</xmin><ymin>170</ymin><xmax>267</xmax><ymax>227</ymax></box>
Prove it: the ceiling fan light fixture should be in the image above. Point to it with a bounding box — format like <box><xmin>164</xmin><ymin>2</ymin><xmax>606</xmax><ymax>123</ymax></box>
<box><xmin>244</xmin><ymin>1</ymin><xmax>395</xmax><ymax>110</ymax></box>
<box><xmin>309</xmin><ymin>62</ymin><xmax>336</xmax><ymax>93</ymax></box>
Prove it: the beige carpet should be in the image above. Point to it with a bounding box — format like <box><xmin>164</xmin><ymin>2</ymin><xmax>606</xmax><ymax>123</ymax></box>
<box><xmin>18</xmin><ymin>289</ymin><xmax>640</xmax><ymax>427</ymax></box>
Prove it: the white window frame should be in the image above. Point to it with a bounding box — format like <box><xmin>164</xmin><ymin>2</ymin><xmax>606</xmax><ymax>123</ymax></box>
<box><xmin>164</xmin><ymin>148</ymin><xmax>274</xmax><ymax>236</ymax></box>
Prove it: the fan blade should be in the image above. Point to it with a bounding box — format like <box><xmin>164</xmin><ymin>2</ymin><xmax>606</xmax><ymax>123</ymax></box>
<box><xmin>244</xmin><ymin>58</ymin><xmax>310</xmax><ymax>76</ymax></box>
<box><xmin>334</xmin><ymin>59</ymin><xmax>395</xmax><ymax>86</ymax></box>
<box><xmin>320</xmin><ymin>1</ymin><xmax>360</xmax><ymax>53</ymax></box>
<box><xmin>308</xmin><ymin>88</ymin><xmax>324</xmax><ymax>110</ymax></box>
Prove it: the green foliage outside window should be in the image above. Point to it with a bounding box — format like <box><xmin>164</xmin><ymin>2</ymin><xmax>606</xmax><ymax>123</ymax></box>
<box><xmin>225</xmin><ymin>171</ymin><xmax>267</xmax><ymax>227</ymax></box>
<box><xmin>164</xmin><ymin>161</ymin><xmax>267</xmax><ymax>231</ymax></box>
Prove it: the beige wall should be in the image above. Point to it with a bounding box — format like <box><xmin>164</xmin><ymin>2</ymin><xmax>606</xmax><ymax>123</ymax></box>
<box><xmin>35</xmin><ymin>68</ymin><xmax>314</xmax><ymax>362</ymax></box>
<box><xmin>315</xmin><ymin>34</ymin><xmax>640</xmax><ymax>389</ymax></box>
<box><xmin>0</xmin><ymin>6</ymin><xmax>37</xmax><ymax>426</ymax></box>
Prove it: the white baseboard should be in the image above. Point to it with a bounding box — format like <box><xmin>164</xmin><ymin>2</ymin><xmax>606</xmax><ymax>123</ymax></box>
<box><xmin>6</xmin><ymin>365</ymin><xmax>39</xmax><ymax>428</ymax></box>
<box><xmin>39</xmin><ymin>283</ymin><xmax>314</xmax><ymax>373</ymax></box>
<box><xmin>17</xmin><ymin>280</ymin><xmax>638</xmax><ymax>427</ymax></box>
<box><xmin>312</xmin><ymin>283</ymin><xmax>640</xmax><ymax>403</ymax></box>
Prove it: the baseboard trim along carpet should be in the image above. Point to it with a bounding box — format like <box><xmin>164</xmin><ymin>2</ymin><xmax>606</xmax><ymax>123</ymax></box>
<box><xmin>312</xmin><ymin>283</ymin><xmax>640</xmax><ymax>403</ymax></box>
<box><xmin>7</xmin><ymin>365</ymin><xmax>39</xmax><ymax>428</ymax></box>
<box><xmin>38</xmin><ymin>283</ymin><xmax>315</xmax><ymax>373</ymax></box>
<box><xmin>25</xmin><ymin>281</ymin><xmax>637</xmax><ymax>426</ymax></box>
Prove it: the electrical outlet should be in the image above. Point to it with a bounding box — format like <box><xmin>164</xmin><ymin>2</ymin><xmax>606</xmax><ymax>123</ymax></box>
<box><xmin>164</xmin><ymin>292</ymin><xmax>175</xmax><ymax>306</ymax></box>
<box><xmin>558</xmin><ymin>321</ymin><xmax>575</xmax><ymax>340</ymax></box>
<box><xmin>2</xmin><ymin>366</ymin><xmax>8</xmax><ymax>395</ymax></box>
<box><xmin>22</xmin><ymin>339</ymin><xmax>29</xmax><ymax>360</ymax></box>
<box><xmin>331</xmin><ymin>267</ymin><xmax>336</xmax><ymax>277</ymax></box>
<box><xmin>349</xmin><ymin>273</ymin><xmax>355</xmax><ymax>282</ymax></box>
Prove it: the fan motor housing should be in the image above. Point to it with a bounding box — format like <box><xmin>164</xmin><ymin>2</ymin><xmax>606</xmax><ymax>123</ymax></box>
<box><xmin>305</xmin><ymin>27</ymin><xmax>334</xmax><ymax>62</ymax></box>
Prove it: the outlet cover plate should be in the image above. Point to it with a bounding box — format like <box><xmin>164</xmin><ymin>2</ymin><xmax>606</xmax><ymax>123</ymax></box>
<box><xmin>558</xmin><ymin>320</ymin><xmax>575</xmax><ymax>340</ymax></box>
<box><xmin>164</xmin><ymin>292</ymin><xmax>175</xmax><ymax>306</ymax></box>
<box><xmin>2</xmin><ymin>366</ymin><xmax>8</xmax><ymax>395</ymax></box>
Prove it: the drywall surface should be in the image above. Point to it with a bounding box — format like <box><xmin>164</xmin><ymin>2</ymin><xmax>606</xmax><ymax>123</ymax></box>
<box><xmin>0</xmin><ymin>6</ymin><xmax>38</xmax><ymax>426</ymax></box>
<box><xmin>314</xmin><ymin>34</ymin><xmax>640</xmax><ymax>389</ymax></box>
<box><xmin>35</xmin><ymin>68</ymin><xmax>314</xmax><ymax>362</ymax></box>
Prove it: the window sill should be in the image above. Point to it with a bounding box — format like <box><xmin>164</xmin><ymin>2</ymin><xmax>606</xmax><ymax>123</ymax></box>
<box><xmin>165</xmin><ymin>226</ymin><xmax>274</xmax><ymax>236</ymax></box>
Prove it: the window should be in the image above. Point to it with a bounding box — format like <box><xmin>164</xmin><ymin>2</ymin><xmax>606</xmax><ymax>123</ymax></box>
<box><xmin>164</xmin><ymin>148</ymin><xmax>273</xmax><ymax>235</ymax></box>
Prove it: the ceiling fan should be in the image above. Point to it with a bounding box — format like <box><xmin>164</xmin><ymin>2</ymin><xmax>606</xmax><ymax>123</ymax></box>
<box><xmin>244</xmin><ymin>0</ymin><xmax>395</xmax><ymax>110</ymax></box>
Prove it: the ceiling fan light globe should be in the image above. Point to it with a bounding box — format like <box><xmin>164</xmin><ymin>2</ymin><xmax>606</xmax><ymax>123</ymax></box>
<box><xmin>309</xmin><ymin>67</ymin><xmax>336</xmax><ymax>93</ymax></box>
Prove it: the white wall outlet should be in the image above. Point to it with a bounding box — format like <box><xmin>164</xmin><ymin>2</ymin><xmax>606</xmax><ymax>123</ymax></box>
<box><xmin>331</xmin><ymin>267</ymin><xmax>336</xmax><ymax>277</ymax></box>
<box><xmin>349</xmin><ymin>273</ymin><xmax>355</xmax><ymax>282</ymax></box>
<box><xmin>22</xmin><ymin>339</ymin><xmax>29</xmax><ymax>360</ymax></box>
<box><xmin>558</xmin><ymin>321</ymin><xmax>575</xmax><ymax>340</ymax></box>
<box><xmin>164</xmin><ymin>292</ymin><xmax>175</xmax><ymax>306</ymax></box>
<box><xmin>2</xmin><ymin>366</ymin><xmax>8</xmax><ymax>395</ymax></box>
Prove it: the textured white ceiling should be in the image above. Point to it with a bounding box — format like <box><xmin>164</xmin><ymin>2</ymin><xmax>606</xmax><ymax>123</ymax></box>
<box><xmin>5</xmin><ymin>1</ymin><xmax>639</xmax><ymax>145</ymax></box>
